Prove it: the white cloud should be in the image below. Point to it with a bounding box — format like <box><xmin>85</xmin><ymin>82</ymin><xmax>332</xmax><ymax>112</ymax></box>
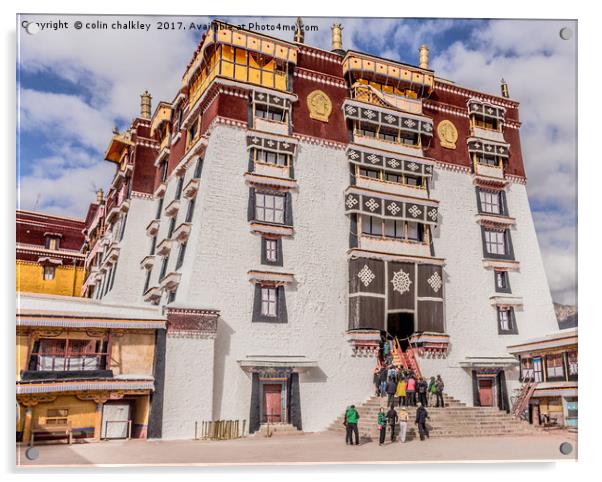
<box><xmin>17</xmin><ymin>16</ymin><xmax>577</xmax><ymax>304</ymax></box>
<box><xmin>432</xmin><ymin>19</ymin><xmax>577</xmax><ymax>304</ymax></box>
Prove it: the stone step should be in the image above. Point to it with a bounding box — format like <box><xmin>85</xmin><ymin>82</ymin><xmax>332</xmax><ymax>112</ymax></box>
<box><xmin>254</xmin><ymin>424</ymin><xmax>304</xmax><ymax>437</ymax></box>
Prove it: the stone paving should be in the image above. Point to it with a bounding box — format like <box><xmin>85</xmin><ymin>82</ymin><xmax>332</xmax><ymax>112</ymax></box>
<box><xmin>16</xmin><ymin>430</ymin><xmax>577</xmax><ymax>467</ymax></box>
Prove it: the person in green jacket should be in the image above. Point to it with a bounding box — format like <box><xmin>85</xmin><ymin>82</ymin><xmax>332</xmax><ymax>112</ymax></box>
<box><xmin>428</xmin><ymin>376</ymin><xmax>437</xmax><ymax>406</ymax></box>
<box><xmin>345</xmin><ymin>405</ymin><xmax>360</xmax><ymax>445</ymax></box>
<box><xmin>377</xmin><ymin>407</ymin><xmax>387</xmax><ymax>446</ymax></box>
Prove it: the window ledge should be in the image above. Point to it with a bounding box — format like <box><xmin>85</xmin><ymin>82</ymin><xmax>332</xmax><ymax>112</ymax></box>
<box><xmin>172</xmin><ymin>222</ymin><xmax>192</xmax><ymax>243</ymax></box>
<box><xmin>156</xmin><ymin>238</ymin><xmax>173</xmax><ymax>256</ymax></box>
<box><xmin>146</xmin><ymin>219</ymin><xmax>160</xmax><ymax>236</ymax></box>
<box><xmin>140</xmin><ymin>255</ymin><xmax>156</xmax><ymax>269</ymax></box>
<box><xmin>183</xmin><ymin>178</ymin><xmax>200</xmax><ymax>199</ymax></box>
<box><xmin>164</xmin><ymin>199</ymin><xmax>181</xmax><ymax>217</ymax></box>
<box><xmin>490</xmin><ymin>295</ymin><xmax>523</xmax><ymax>307</ymax></box>
<box><xmin>154</xmin><ymin>181</ymin><xmax>167</xmax><ymax>198</ymax></box>
<box><xmin>250</xmin><ymin>222</ymin><xmax>294</xmax><ymax>237</ymax></box>
<box><xmin>475</xmin><ymin>213</ymin><xmax>516</xmax><ymax>227</ymax></box>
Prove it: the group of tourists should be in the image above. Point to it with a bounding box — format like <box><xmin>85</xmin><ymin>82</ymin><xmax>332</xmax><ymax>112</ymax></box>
<box><xmin>342</xmin><ymin>335</ymin><xmax>447</xmax><ymax>446</ymax></box>
<box><xmin>375</xmin><ymin>366</ymin><xmax>446</xmax><ymax>409</ymax></box>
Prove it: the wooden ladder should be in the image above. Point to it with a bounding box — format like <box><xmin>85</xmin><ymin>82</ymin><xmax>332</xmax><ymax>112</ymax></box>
<box><xmin>511</xmin><ymin>379</ymin><xmax>538</xmax><ymax>417</ymax></box>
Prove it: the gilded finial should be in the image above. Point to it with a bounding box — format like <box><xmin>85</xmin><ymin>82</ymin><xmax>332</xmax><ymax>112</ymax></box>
<box><xmin>500</xmin><ymin>78</ymin><xmax>510</xmax><ymax>98</ymax></box>
<box><xmin>419</xmin><ymin>44</ymin><xmax>429</xmax><ymax>69</ymax></box>
<box><xmin>140</xmin><ymin>90</ymin><xmax>152</xmax><ymax>119</ymax></box>
<box><xmin>294</xmin><ymin>17</ymin><xmax>305</xmax><ymax>44</ymax></box>
<box><xmin>96</xmin><ymin>188</ymin><xmax>104</xmax><ymax>203</ymax></box>
<box><xmin>331</xmin><ymin>23</ymin><xmax>344</xmax><ymax>54</ymax></box>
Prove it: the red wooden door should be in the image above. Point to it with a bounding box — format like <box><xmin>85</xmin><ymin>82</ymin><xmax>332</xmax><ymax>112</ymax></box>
<box><xmin>479</xmin><ymin>379</ymin><xmax>494</xmax><ymax>406</ymax></box>
<box><xmin>263</xmin><ymin>384</ymin><xmax>282</xmax><ymax>423</ymax></box>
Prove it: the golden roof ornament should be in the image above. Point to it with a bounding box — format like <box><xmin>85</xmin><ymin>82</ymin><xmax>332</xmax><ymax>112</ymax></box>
<box><xmin>294</xmin><ymin>17</ymin><xmax>305</xmax><ymax>44</ymax></box>
<box><xmin>331</xmin><ymin>23</ymin><xmax>344</xmax><ymax>55</ymax></box>
<box><xmin>419</xmin><ymin>44</ymin><xmax>429</xmax><ymax>69</ymax></box>
<box><xmin>501</xmin><ymin>78</ymin><xmax>510</xmax><ymax>98</ymax></box>
<box><xmin>140</xmin><ymin>90</ymin><xmax>152</xmax><ymax>119</ymax></box>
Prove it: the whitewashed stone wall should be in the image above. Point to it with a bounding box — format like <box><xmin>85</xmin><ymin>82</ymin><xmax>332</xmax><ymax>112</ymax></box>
<box><xmin>162</xmin><ymin>334</ymin><xmax>215</xmax><ymax>439</ymax></box>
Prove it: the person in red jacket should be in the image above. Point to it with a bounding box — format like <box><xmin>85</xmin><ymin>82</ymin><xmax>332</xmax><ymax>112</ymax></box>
<box><xmin>406</xmin><ymin>375</ymin><xmax>416</xmax><ymax>407</ymax></box>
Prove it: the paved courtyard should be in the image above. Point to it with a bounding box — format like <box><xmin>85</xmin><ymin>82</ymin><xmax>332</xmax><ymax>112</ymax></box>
<box><xmin>17</xmin><ymin>431</ymin><xmax>577</xmax><ymax>467</ymax></box>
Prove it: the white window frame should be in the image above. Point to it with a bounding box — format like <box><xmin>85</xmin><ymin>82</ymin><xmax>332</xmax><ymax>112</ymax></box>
<box><xmin>480</xmin><ymin>190</ymin><xmax>501</xmax><ymax>214</ymax></box>
<box><xmin>265</xmin><ymin>239</ymin><xmax>278</xmax><ymax>262</ymax></box>
<box><xmin>256</xmin><ymin>193</ymin><xmax>285</xmax><ymax>224</ymax></box>
<box><xmin>43</xmin><ymin>265</ymin><xmax>56</xmax><ymax>281</ymax></box>
<box><xmin>498</xmin><ymin>308</ymin><xmax>511</xmax><ymax>331</ymax></box>
<box><xmin>261</xmin><ymin>287</ymin><xmax>277</xmax><ymax>317</ymax></box>
<box><xmin>485</xmin><ymin>230</ymin><xmax>506</xmax><ymax>255</ymax></box>
<box><xmin>546</xmin><ymin>354</ymin><xmax>565</xmax><ymax>379</ymax></box>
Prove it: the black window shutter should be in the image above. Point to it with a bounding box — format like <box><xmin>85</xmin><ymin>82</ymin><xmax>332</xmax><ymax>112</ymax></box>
<box><xmin>249</xmin><ymin>373</ymin><xmax>261</xmax><ymax>434</ymax></box>
<box><xmin>289</xmin><ymin>157</ymin><xmax>295</xmax><ymax>179</ymax></box>
<box><xmin>247</xmin><ymin>96</ymin><xmax>254</xmax><ymax>129</ymax></box>
<box><xmin>500</xmin><ymin>190</ymin><xmax>509</xmax><ymax>216</ymax></box>
<box><xmin>505</xmin><ymin>229</ymin><xmax>515</xmax><ymax>260</ymax></box>
<box><xmin>277</xmin><ymin>286</ymin><xmax>288</xmax><ymax>323</ymax></box>
<box><xmin>28</xmin><ymin>340</ymin><xmax>40</xmax><ymax>371</ymax></box>
<box><xmin>284</xmin><ymin>192</ymin><xmax>293</xmax><ymax>226</ymax></box>
<box><xmin>511</xmin><ymin>308</ymin><xmax>519</xmax><ymax>334</ymax></box>
<box><xmin>251</xmin><ymin>284</ymin><xmax>262</xmax><ymax>322</ymax></box>
<box><xmin>475</xmin><ymin>187</ymin><xmax>483</xmax><ymax>213</ymax></box>
<box><xmin>248</xmin><ymin>149</ymin><xmax>254</xmax><ymax>173</ymax></box>
<box><xmin>247</xmin><ymin>188</ymin><xmax>256</xmax><ymax>222</ymax></box>
<box><xmin>276</xmin><ymin>238</ymin><xmax>283</xmax><ymax>266</ymax></box>
<box><xmin>148</xmin><ymin>329</ymin><xmax>167</xmax><ymax>439</ymax></box>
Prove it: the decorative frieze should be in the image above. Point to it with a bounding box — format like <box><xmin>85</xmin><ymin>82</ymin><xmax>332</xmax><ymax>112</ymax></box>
<box><xmin>347</xmin><ymin>146</ymin><xmax>434</xmax><ymax>177</ymax></box>
<box><xmin>343</xmin><ymin>100</ymin><xmax>434</xmax><ymax>136</ymax></box>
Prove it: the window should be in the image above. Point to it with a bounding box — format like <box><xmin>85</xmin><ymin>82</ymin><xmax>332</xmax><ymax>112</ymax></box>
<box><xmin>261</xmin><ymin>287</ymin><xmax>277</xmax><ymax>317</ymax></box>
<box><xmin>254</xmin><ymin>148</ymin><xmax>289</xmax><ymax>167</ymax></box>
<box><xmin>174</xmin><ymin>176</ymin><xmax>184</xmax><ymax>200</ymax></box>
<box><xmin>567</xmin><ymin>351</ymin><xmax>578</xmax><ymax>377</ymax></box>
<box><xmin>45</xmin><ymin>236</ymin><xmax>60</xmax><ymax>250</ymax></box>
<box><xmin>361</xmin><ymin>215</ymin><xmax>382</xmax><ymax>236</ymax></box>
<box><xmin>185</xmin><ymin>198</ymin><xmax>196</xmax><ymax>223</ymax></box>
<box><xmin>407</xmin><ymin>222</ymin><xmax>421</xmax><ymax>241</ymax></box>
<box><xmin>476</xmin><ymin>153</ymin><xmax>499</xmax><ymax>167</ymax></box>
<box><xmin>32</xmin><ymin>338</ymin><xmax>107</xmax><ymax>371</ymax></box>
<box><xmin>255</xmin><ymin>193</ymin><xmax>284</xmax><ymax>224</ymax></box>
<box><xmin>385</xmin><ymin>172</ymin><xmax>402</xmax><ymax>184</ymax></box>
<box><xmin>497</xmin><ymin>307</ymin><xmax>517</xmax><ymax>334</ymax></box>
<box><xmin>494</xmin><ymin>270</ymin><xmax>511</xmax><ymax>293</ymax></box>
<box><xmin>484</xmin><ymin>229</ymin><xmax>506</xmax><ymax>255</ymax></box>
<box><xmin>359</xmin><ymin>167</ymin><xmax>380</xmax><ymax>179</ymax></box>
<box><xmin>188</xmin><ymin>118</ymin><xmax>198</xmax><ymax>144</ymax></box>
<box><xmin>43</xmin><ymin>265</ymin><xmax>56</xmax><ymax>281</ymax></box>
<box><xmin>479</xmin><ymin>189</ymin><xmax>502</xmax><ymax>214</ymax></box>
<box><xmin>142</xmin><ymin>269</ymin><xmax>151</xmax><ymax>294</ymax></box>
<box><xmin>160</xmin><ymin>161</ymin><xmax>168</xmax><ymax>183</ymax></box>
<box><xmin>473</xmin><ymin>116</ymin><xmax>499</xmax><ymax>131</ymax></box>
<box><xmin>107</xmin><ymin>261</ymin><xmax>118</xmax><ymax>292</ymax></box>
<box><xmin>546</xmin><ymin>354</ymin><xmax>565</xmax><ymax>379</ymax></box>
<box><xmin>159</xmin><ymin>256</ymin><xmax>169</xmax><ymax>280</ymax></box>
<box><xmin>118</xmin><ymin>213</ymin><xmax>128</xmax><ymax>241</ymax></box>
<box><xmin>149</xmin><ymin>236</ymin><xmax>157</xmax><ymax>255</ymax></box>
<box><xmin>384</xmin><ymin>219</ymin><xmax>404</xmax><ymax>239</ymax></box>
<box><xmin>255</xmin><ymin>105</ymin><xmax>285</xmax><ymax>122</ymax></box>
<box><xmin>176</xmin><ymin>243</ymin><xmax>187</xmax><ymax>270</ymax></box>
<box><xmin>261</xmin><ymin>237</ymin><xmax>281</xmax><ymax>266</ymax></box>
<box><xmin>194</xmin><ymin>157</ymin><xmax>204</xmax><ymax>178</ymax></box>
<box><xmin>167</xmin><ymin>217</ymin><xmax>176</xmax><ymax>238</ymax></box>
<box><xmin>167</xmin><ymin>289</ymin><xmax>177</xmax><ymax>304</ymax></box>
<box><xmin>156</xmin><ymin>197</ymin><xmax>164</xmax><ymax>219</ymax></box>
<box><xmin>176</xmin><ymin>108</ymin><xmax>183</xmax><ymax>132</ymax></box>
<box><xmin>521</xmin><ymin>357</ymin><xmax>534</xmax><ymax>381</ymax></box>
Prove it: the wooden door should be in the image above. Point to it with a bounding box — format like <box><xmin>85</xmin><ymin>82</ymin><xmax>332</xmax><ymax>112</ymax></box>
<box><xmin>478</xmin><ymin>379</ymin><xmax>494</xmax><ymax>406</ymax></box>
<box><xmin>263</xmin><ymin>384</ymin><xmax>282</xmax><ymax>423</ymax></box>
<box><xmin>101</xmin><ymin>402</ymin><xmax>131</xmax><ymax>439</ymax></box>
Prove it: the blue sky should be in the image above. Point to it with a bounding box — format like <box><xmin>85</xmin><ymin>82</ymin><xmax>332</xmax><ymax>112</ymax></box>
<box><xmin>16</xmin><ymin>16</ymin><xmax>577</xmax><ymax>304</ymax></box>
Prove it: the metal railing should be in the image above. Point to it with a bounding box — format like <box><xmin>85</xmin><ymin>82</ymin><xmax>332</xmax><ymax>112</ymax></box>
<box><xmin>195</xmin><ymin>420</ymin><xmax>246</xmax><ymax>440</ymax></box>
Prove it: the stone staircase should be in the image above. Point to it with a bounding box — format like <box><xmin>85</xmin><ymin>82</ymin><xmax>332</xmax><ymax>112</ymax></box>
<box><xmin>328</xmin><ymin>394</ymin><xmax>540</xmax><ymax>440</ymax></box>
<box><xmin>254</xmin><ymin>423</ymin><xmax>304</xmax><ymax>437</ymax></box>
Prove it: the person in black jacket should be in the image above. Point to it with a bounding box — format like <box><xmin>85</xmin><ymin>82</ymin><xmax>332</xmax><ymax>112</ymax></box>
<box><xmin>378</xmin><ymin>368</ymin><xmax>388</xmax><ymax>397</ymax></box>
<box><xmin>417</xmin><ymin>377</ymin><xmax>428</xmax><ymax>407</ymax></box>
<box><xmin>385</xmin><ymin>378</ymin><xmax>397</xmax><ymax>407</ymax></box>
<box><xmin>386</xmin><ymin>405</ymin><xmax>398</xmax><ymax>442</ymax></box>
<box><xmin>415</xmin><ymin>403</ymin><xmax>430</xmax><ymax>441</ymax></box>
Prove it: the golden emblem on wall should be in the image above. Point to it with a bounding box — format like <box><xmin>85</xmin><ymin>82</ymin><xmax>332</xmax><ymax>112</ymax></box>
<box><xmin>307</xmin><ymin>90</ymin><xmax>332</xmax><ymax>122</ymax></box>
<box><xmin>437</xmin><ymin>119</ymin><xmax>458</xmax><ymax>149</ymax></box>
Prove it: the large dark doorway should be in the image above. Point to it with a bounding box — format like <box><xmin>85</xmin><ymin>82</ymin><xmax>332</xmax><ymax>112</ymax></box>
<box><xmin>387</xmin><ymin>312</ymin><xmax>414</xmax><ymax>350</ymax></box>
